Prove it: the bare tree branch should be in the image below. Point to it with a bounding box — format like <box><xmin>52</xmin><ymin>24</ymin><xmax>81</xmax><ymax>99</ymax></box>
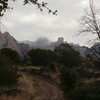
<box><xmin>79</xmin><ymin>0</ymin><xmax>100</xmax><ymax>40</ymax></box>
<box><xmin>0</xmin><ymin>0</ymin><xmax>57</xmax><ymax>17</ymax></box>
<box><xmin>79</xmin><ymin>0</ymin><xmax>100</xmax><ymax>59</ymax></box>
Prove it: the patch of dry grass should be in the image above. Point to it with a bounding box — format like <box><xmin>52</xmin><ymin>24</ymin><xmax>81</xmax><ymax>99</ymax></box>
<box><xmin>0</xmin><ymin>71</ymin><xmax>64</xmax><ymax>100</ymax></box>
<box><xmin>0</xmin><ymin>72</ymin><xmax>36</xmax><ymax>100</ymax></box>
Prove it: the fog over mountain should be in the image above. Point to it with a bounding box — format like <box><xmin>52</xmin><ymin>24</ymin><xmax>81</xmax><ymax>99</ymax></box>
<box><xmin>0</xmin><ymin>31</ymin><xmax>88</xmax><ymax>56</ymax></box>
<box><xmin>22</xmin><ymin>37</ymin><xmax>51</xmax><ymax>49</ymax></box>
<box><xmin>21</xmin><ymin>35</ymin><xmax>87</xmax><ymax>56</ymax></box>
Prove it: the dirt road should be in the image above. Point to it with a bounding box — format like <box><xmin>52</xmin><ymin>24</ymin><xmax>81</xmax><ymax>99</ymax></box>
<box><xmin>18</xmin><ymin>72</ymin><xmax>64</xmax><ymax>100</ymax></box>
<box><xmin>0</xmin><ymin>71</ymin><xmax>64</xmax><ymax>100</ymax></box>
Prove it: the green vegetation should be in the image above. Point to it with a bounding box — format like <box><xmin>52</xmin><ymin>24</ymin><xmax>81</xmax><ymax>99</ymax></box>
<box><xmin>59</xmin><ymin>66</ymin><xmax>100</xmax><ymax>100</ymax></box>
<box><xmin>60</xmin><ymin>67</ymin><xmax>78</xmax><ymax>94</ymax></box>
<box><xmin>54</xmin><ymin>43</ymin><xmax>81</xmax><ymax>67</ymax></box>
<box><xmin>0</xmin><ymin>48</ymin><xmax>20</xmax><ymax>87</ymax></box>
<box><xmin>0</xmin><ymin>48</ymin><xmax>21</xmax><ymax>64</ymax></box>
<box><xmin>0</xmin><ymin>55</ymin><xmax>19</xmax><ymax>86</ymax></box>
<box><xmin>67</xmin><ymin>85</ymin><xmax>100</xmax><ymax>100</ymax></box>
<box><xmin>28</xmin><ymin>49</ymin><xmax>56</xmax><ymax>67</ymax></box>
<box><xmin>28</xmin><ymin>43</ymin><xmax>81</xmax><ymax>68</ymax></box>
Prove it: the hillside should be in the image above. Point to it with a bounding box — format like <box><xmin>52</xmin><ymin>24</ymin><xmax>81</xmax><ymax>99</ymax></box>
<box><xmin>0</xmin><ymin>32</ymin><xmax>30</xmax><ymax>55</ymax></box>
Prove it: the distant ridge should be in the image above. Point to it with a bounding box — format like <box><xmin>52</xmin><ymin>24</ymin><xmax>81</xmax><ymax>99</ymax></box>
<box><xmin>0</xmin><ymin>31</ymin><xmax>87</xmax><ymax>56</ymax></box>
<box><xmin>21</xmin><ymin>37</ymin><xmax>87</xmax><ymax>56</ymax></box>
<box><xmin>0</xmin><ymin>32</ymin><xmax>29</xmax><ymax>55</ymax></box>
<box><xmin>85</xmin><ymin>42</ymin><xmax>100</xmax><ymax>59</ymax></box>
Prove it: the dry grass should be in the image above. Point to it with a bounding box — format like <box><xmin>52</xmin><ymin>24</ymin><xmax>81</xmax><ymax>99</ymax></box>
<box><xmin>84</xmin><ymin>77</ymin><xmax>100</xmax><ymax>83</ymax></box>
<box><xmin>19</xmin><ymin>66</ymin><xmax>41</xmax><ymax>70</ymax></box>
<box><xmin>0</xmin><ymin>72</ymin><xmax>36</xmax><ymax>100</ymax></box>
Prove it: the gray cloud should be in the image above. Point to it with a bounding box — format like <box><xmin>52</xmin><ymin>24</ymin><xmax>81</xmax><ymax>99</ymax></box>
<box><xmin>1</xmin><ymin>0</ymin><xmax>100</xmax><ymax>46</ymax></box>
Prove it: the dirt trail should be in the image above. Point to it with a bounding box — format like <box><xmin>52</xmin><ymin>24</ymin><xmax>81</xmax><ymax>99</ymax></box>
<box><xmin>0</xmin><ymin>71</ymin><xmax>64</xmax><ymax>100</ymax></box>
<box><xmin>21</xmin><ymin>72</ymin><xmax>64</xmax><ymax>100</ymax></box>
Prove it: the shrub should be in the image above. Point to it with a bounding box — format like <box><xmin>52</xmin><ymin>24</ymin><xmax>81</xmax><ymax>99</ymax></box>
<box><xmin>28</xmin><ymin>49</ymin><xmax>56</xmax><ymax>67</ymax></box>
<box><xmin>54</xmin><ymin>43</ymin><xmax>81</xmax><ymax>67</ymax></box>
<box><xmin>60</xmin><ymin>67</ymin><xmax>78</xmax><ymax>97</ymax></box>
<box><xmin>0</xmin><ymin>55</ymin><xmax>20</xmax><ymax>86</ymax></box>
<box><xmin>67</xmin><ymin>85</ymin><xmax>100</xmax><ymax>100</ymax></box>
<box><xmin>0</xmin><ymin>48</ymin><xmax>21</xmax><ymax>64</ymax></box>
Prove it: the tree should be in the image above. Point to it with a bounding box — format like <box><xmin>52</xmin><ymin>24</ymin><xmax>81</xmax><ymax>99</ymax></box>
<box><xmin>67</xmin><ymin>85</ymin><xmax>100</xmax><ymax>100</ymax></box>
<box><xmin>60</xmin><ymin>67</ymin><xmax>78</xmax><ymax>99</ymax></box>
<box><xmin>0</xmin><ymin>55</ymin><xmax>20</xmax><ymax>86</ymax></box>
<box><xmin>79</xmin><ymin>0</ymin><xmax>100</xmax><ymax>40</ymax></box>
<box><xmin>79</xmin><ymin>0</ymin><xmax>100</xmax><ymax>60</ymax></box>
<box><xmin>28</xmin><ymin>49</ymin><xmax>56</xmax><ymax>67</ymax></box>
<box><xmin>54</xmin><ymin>43</ymin><xmax>81</xmax><ymax>67</ymax></box>
<box><xmin>0</xmin><ymin>0</ymin><xmax>57</xmax><ymax>16</ymax></box>
<box><xmin>0</xmin><ymin>48</ymin><xmax>21</xmax><ymax>64</ymax></box>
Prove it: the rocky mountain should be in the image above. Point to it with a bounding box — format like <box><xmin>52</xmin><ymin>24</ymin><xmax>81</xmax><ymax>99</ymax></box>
<box><xmin>0</xmin><ymin>31</ymin><xmax>87</xmax><ymax>56</ymax></box>
<box><xmin>85</xmin><ymin>42</ymin><xmax>100</xmax><ymax>59</ymax></box>
<box><xmin>22</xmin><ymin>37</ymin><xmax>87</xmax><ymax>56</ymax></box>
<box><xmin>21</xmin><ymin>37</ymin><xmax>65</xmax><ymax>50</ymax></box>
<box><xmin>22</xmin><ymin>38</ymin><xmax>51</xmax><ymax>49</ymax></box>
<box><xmin>70</xmin><ymin>43</ymin><xmax>87</xmax><ymax>56</ymax></box>
<box><xmin>0</xmin><ymin>31</ymin><xmax>30</xmax><ymax>55</ymax></box>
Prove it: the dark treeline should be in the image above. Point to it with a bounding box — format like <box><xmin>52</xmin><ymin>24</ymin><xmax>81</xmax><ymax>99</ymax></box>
<box><xmin>26</xmin><ymin>43</ymin><xmax>81</xmax><ymax>68</ymax></box>
<box><xmin>0</xmin><ymin>48</ymin><xmax>20</xmax><ymax>87</ymax></box>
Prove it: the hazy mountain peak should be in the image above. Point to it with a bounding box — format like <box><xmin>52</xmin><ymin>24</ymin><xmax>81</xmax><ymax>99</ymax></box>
<box><xmin>0</xmin><ymin>32</ymin><xmax>22</xmax><ymax>55</ymax></box>
<box><xmin>0</xmin><ymin>31</ymin><xmax>11</xmax><ymax>38</ymax></box>
<box><xmin>0</xmin><ymin>31</ymin><xmax>30</xmax><ymax>56</ymax></box>
<box><xmin>3</xmin><ymin>31</ymin><xmax>10</xmax><ymax>36</ymax></box>
<box><xmin>0</xmin><ymin>31</ymin><xmax>87</xmax><ymax>56</ymax></box>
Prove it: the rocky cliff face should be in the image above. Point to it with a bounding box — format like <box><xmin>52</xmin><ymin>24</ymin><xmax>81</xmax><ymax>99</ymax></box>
<box><xmin>0</xmin><ymin>32</ymin><xmax>29</xmax><ymax>55</ymax></box>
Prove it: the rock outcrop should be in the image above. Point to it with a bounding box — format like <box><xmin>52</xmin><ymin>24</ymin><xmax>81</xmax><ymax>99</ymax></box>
<box><xmin>0</xmin><ymin>32</ymin><xmax>29</xmax><ymax>55</ymax></box>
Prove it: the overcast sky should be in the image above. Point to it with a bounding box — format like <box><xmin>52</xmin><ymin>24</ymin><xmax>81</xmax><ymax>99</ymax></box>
<box><xmin>0</xmin><ymin>0</ymin><xmax>99</xmax><ymax>46</ymax></box>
